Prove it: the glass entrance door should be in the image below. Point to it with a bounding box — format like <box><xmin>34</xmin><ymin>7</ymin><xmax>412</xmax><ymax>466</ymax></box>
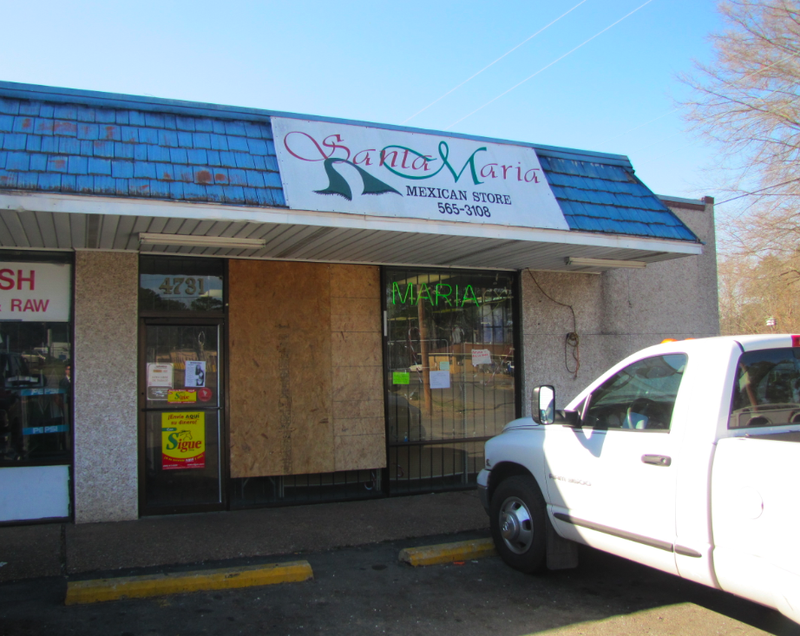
<box><xmin>140</xmin><ymin>322</ymin><xmax>223</xmax><ymax>514</ymax></box>
<box><xmin>384</xmin><ymin>268</ymin><xmax>518</xmax><ymax>494</ymax></box>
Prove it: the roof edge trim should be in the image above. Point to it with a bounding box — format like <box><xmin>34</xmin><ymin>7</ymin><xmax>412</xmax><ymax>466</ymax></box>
<box><xmin>657</xmin><ymin>194</ymin><xmax>712</xmax><ymax>211</ymax></box>
<box><xmin>0</xmin><ymin>190</ymin><xmax>706</xmax><ymax>257</ymax></box>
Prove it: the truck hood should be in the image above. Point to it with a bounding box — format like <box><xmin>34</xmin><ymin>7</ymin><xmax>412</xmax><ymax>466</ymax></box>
<box><xmin>502</xmin><ymin>416</ymin><xmax>540</xmax><ymax>432</ymax></box>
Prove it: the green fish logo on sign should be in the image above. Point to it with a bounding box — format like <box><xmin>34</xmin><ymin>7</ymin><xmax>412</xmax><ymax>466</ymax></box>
<box><xmin>314</xmin><ymin>158</ymin><xmax>401</xmax><ymax>201</ymax></box>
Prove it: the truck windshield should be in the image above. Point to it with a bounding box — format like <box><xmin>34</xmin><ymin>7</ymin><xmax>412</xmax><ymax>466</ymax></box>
<box><xmin>730</xmin><ymin>347</ymin><xmax>800</xmax><ymax>429</ymax></box>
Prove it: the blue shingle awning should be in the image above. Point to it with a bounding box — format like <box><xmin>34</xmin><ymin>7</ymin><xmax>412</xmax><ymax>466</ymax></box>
<box><xmin>537</xmin><ymin>152</ymin><xmax>698</xmax><ymax>242</ymax></box>
<box><xmin>0</xmin><ymin>93</ymin><xmax>285</xmax><ymax>208</ymax></box>
<box><xmin>0</xmin><ymin>81</ymin><xmax>705</xmax><ymax>271</ymax></box>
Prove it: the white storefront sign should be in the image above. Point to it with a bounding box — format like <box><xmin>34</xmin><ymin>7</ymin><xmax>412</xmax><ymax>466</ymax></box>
<box><xmin>0</xmin><ymin>262</ymin><xmax>71</xmax><ymax>322</ymax></box>
<box><xmin>0</xmin><ymin>465</ymin><xmax>70</xmax><ymax>522</ymax></box>
<box><xmin>272</xmin><ymin>117</ymin><xmax>568</xmax><ymax>230</ymax></box>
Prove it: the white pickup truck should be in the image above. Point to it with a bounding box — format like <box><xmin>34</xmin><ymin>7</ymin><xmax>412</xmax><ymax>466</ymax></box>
<box><xmin>478</xmin><ymin>334</ymin><xmax>800</xmax><ymax>623</ymax></box>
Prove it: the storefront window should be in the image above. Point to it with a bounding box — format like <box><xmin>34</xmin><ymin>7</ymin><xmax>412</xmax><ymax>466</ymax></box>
<box><xmin>384</xmin><ymin>268</ymin><xmax>517</xmax><ymax>493</ymax></box>
<box><xmin>0</xmin><ymin>259</ymin><xmax>72</xmax><ymax>465</ymax></box>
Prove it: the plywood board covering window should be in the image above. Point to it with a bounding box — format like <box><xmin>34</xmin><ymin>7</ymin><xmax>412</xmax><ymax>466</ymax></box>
<box><xmin>229</xmin><ymin>261</ymin><xmax>384</xmax><ymax>478</ymax></box>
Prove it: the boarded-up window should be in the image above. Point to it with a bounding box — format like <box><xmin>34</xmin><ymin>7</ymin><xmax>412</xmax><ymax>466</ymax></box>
<box><xmin>228</xmin><ymin>261</ymin><xmax>384</xmax><ymax>478</ymax></box>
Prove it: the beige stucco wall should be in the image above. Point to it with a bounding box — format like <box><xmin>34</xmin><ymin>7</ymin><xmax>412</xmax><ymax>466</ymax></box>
<box><xmin>73</xmin><ymin>251</ymin><xmax>138</xmax><ymax>523</ymax></box>
<box><xmin>521</xmin><ymin>198</ymin><xmax>719</xmax><ymax>411</ymax></box>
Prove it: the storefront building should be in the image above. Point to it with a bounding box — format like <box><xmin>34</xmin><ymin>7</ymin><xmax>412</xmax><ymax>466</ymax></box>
<box><xmin>0</xmin><ymin>82</ymin><xmax>718</xmax><ymax>524</ymax></box>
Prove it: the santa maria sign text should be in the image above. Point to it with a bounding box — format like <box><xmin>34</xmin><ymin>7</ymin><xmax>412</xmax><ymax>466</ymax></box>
<box><xmin>271</xmin><ymin>117</ymin><xmax>568</xmax><ymax>230</ymax></box>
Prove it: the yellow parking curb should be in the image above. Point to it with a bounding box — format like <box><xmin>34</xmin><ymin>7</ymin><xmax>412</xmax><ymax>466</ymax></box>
<box><xmin>399</xmin><ymin>538</ymin><xmax>496</xmax><ymax>567</ymax></box>
<box><xmin>65</xmin><ymin>560</ymin><xmax>313</xmax><ymax>605</ymax></box>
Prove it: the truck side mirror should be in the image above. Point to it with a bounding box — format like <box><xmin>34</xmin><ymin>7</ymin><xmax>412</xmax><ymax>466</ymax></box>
<box><xmin>532</xmin><ymin>385</ymin><xmax>555</xmax><ymax>424</ymax></box>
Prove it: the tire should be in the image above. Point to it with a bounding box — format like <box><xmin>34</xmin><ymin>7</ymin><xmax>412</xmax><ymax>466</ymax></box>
<box><xmin>490</xmin><ymin>475</ymin><xmax>547</xmax><ymax>573</ymax></box>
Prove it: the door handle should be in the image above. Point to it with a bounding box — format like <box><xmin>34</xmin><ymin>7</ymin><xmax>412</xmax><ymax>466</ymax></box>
<box><xmin>642</xmin><ymin>454</ymin><xmax>671</xmax><ymax>467</ymax></box>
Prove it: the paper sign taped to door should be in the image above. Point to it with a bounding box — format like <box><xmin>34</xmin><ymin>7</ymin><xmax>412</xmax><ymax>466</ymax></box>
<box><xmin>162</xmin><ymin>412</ymin><xmax>205</xmax><ymax>470</ymax></box>
<box><xmin>185</xmin><ymin>361</ymin><xmax>206</xmax><ymax>388</ymax></box>
<box><xmin>393</xmin><ymin>371</ymin><xmax>410</xmax><ymax>385</ymax></box>
<box><xmin>471</xmin><ymin>349</ymin><xmax>492</xmax><ymax>366</ymax></box>
<box><xmin>147</xmin><ymin>363</ymin><xmax>173</xmax><ymax>388</ymax></box>
<box><xmin>429</xmin><ymin>370</ymin><xmax>450</xmax><ymax>389</ymax></box>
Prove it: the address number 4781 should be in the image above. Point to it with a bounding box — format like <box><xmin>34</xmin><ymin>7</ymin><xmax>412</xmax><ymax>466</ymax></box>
<box><xmin>158</xmin><ymin>277</ymin><xmax>206</xmax><ymax>295</ymax></box>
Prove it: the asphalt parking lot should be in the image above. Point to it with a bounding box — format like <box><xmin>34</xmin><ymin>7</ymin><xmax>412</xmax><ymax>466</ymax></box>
<box><xmin>2</xmin><ymin>532</ymin><xmax>798</xmax><ymax>636</ymax></box>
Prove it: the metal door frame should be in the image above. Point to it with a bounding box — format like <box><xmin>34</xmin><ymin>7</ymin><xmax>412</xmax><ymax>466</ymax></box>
<box><xmin>137</xmin><ymin>316</ymin><xmax>228</xmax><ymax>516</ymax></box>
<box><xmin>380</xmin><ymin>266</ymin><xmax>522</xmax><ymax>496</ymax></box>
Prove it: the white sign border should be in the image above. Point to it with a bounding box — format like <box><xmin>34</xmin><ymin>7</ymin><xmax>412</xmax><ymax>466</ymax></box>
<box><xmin>271</xmin><ymin>117</ymin><xmax>568</xmax><ymax>231</ymax></box>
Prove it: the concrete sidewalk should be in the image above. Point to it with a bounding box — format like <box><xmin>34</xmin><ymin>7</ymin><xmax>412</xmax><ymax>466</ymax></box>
<box><xmin>0</xmin><ymin>490</ymin><xmax>488</xmax><ymax>582</ymax></box>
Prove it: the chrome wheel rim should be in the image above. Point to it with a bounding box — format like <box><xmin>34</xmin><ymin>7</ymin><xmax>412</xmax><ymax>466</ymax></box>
<box><xmin>499</xmin><ymin>496</ymin><xmax>533</xmax><ymax>554</ymax></box>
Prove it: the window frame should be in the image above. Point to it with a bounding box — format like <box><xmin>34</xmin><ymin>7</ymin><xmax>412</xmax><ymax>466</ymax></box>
<box><xmin>0</xmin><ymin>251</ymin><xmax>74</xmax><ymax>468</ymax></box>
<box><xmin>580</xmin><ymin>353</ymin><xmax>688</xmax><ymax>433</ymax></box>
<box><xmin>728</xmin><ymin>347</ymin><xmax>800</xmax><ymax>430</ymax></box>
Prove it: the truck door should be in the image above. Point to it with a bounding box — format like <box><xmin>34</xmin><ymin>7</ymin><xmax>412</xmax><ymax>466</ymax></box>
<box><xmin>544</xmin><ymin>353</ymin><xmax>687</xmax><ymax>575</ymax></box>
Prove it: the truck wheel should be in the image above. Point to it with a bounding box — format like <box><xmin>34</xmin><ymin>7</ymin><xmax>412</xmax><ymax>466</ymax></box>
<box><xmin>490</xmin><ymin>476</ymin><xmax>546</xmax><ymax>573</ymax></box>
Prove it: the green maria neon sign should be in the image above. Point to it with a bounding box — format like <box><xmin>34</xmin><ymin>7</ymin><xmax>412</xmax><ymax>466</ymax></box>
<box><xmin>391</xmin><ymin>282</ymin><xmax>480</xmax><ymax>307</ymax></box>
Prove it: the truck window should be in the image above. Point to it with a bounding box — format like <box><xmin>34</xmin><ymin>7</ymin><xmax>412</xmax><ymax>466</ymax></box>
<box><xmin>582</xmin><ymin>354</ymin><xmax>687</xmax><ymax>431</ymax></box>
<box><xmin>729</xmin><ymin>348</ymin><xmax>800</xmax><ymax>429</ymax></box>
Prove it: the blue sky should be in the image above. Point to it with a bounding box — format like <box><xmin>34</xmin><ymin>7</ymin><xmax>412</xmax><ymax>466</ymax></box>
<box><xmin>1</xmin><ymin>0</ymin><xmax>724</xmax><ymax>200</ymax></box>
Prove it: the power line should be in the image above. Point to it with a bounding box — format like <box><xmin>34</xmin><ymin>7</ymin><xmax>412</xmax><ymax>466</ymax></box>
<box><xmin>716</xmin><ymin>178</ymin><xmax>800</xmax><ymax>205</ymax></box>
<box><xmin>401</xmin><ymin>0</ymin><xmax>589</xmax><ymax>125</ymax></box>
<box><xmin>599</xmin><ymin>108</ymin><xmax>679</xmax><ymax>149</ymax></box>
<box><xmin>604</xmin><ymin>46</ymin><xmax>800</xmax><ymax>149</ymax></box>
<box><xmin>445</xmin><ymin>0</ymin><xmax>656</xmax><ymax>130</ymax></box>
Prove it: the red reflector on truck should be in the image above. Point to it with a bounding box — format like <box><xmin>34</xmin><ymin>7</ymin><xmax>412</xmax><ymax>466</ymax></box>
<box><xmin>793</xmin><ymin>335</ymin><xmax>800</xmax><ymax>347</ymax></box>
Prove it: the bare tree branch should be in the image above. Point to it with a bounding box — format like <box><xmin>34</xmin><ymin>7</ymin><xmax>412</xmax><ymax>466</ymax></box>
<box><xmin>682</xmin><ymin>1</ymin><xmax>800</xmax><ymax>333</ymax></box>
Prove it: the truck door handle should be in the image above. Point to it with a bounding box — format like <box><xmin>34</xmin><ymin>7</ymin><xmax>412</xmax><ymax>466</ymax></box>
<box><xmin>642</xmin><ymin>454</ymin><xmax>671</xmax><ymax>467</ymax></box>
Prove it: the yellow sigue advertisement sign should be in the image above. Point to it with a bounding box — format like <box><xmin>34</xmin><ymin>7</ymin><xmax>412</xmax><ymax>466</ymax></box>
<box><xmin>161</xmin><ymin>412</ymin><xmax>205</xmax><ymax>470</ymax></box>
<box><xmin>167</xmin><ymin>389</ymin><xmax>197</xmax><ymax>403</ymax></box>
